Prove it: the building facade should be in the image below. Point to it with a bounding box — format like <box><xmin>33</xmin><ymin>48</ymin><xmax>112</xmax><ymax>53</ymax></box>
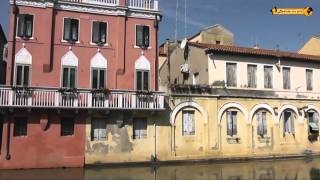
<box><xmin>0</xmin><ymin>25</ymin><xmax>7</xmax><ymax>85</ymax></box>
<box><xmin>299</xmin><ymin>36</ymin><xmax>320</xmax><ymax>56</ymax></box>
<box><xmin>0</xmin><ymin>0</ymin><xmax>164</xmax><ymax>169</ymax></box>
<box><xmin>157</xmin><ymin>42</ymin><xmax>320</xmax><ymax>161</ymax></box>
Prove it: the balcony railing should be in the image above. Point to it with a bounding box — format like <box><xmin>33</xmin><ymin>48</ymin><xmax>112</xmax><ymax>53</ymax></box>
<box><xmin>0</xmin><ymin>86</ymin><xmax>165</xmax><ymax>110</ymax></box>
<box><xmin>60</xmin><ymin>0</ymin><xmax>159</xmax><ymax>10</ymax></box>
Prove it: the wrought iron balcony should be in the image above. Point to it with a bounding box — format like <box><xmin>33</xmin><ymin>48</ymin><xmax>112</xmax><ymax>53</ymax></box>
<box><xmin>61</xmin><ymin>0</ymin><xmax>159</xmax><ymax>11</ymax></box>
<box><xmin>0</xmin><ymin>86</ymin><xmax>165</xmax><ymax>110</ymax></box>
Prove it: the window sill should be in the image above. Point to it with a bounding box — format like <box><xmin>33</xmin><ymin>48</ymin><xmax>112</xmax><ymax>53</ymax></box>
<box><xmin>16</xmin><ymin>36</ymin><xmax>34</xmax><ymax>40</ymax></box>
<box><xmin>257</xmin><ymin>136</ymin><xmax>271</xmax><ymax>143</ymax></box>
<box><xmin>226</xmin><ymin>136</ymin><xmax>241</xmax><ymax>144</ymax></box>
<box><xmin>90</xmin><ymin>42</ymin><xmax>109</xmax><ymax>47</ymax></box>
<box><xmin>134</xmin><ymin>46</ymin><xmax>152</xmax><ymax>50</ymax></box>
<box><xmin>61</xmin><ymin>40</ymin><xmax>81</xmax><ymax>44</ymax></box>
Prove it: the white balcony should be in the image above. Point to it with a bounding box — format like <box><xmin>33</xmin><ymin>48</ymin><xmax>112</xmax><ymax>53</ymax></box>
<box><xmin>60</xmin><ymin>0</ymin><xmax>159</xmax><ymax>10</ymax></box>
<box><xmin>0</xmin><ymin>86</ymin><xmax>165</xmax><ymax>110</ymax></box>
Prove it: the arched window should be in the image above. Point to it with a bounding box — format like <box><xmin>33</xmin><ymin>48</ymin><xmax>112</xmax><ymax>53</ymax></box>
<box><xmin>135</xmin><ymin>55</ymin><xmax>150</xmax><ymax>91</ymax></box>
<box><xmin>61</xmin><ymin>50</ymin><xmax>78</xmax><ymax>88</ymax></box>
<box><xmin>90</xmin><ymin>52</ymin><xmax>107</xmax><ymax>89</ymax></box>
<box><xmin>15</xmin><ymin>47</ymin><xmax>32</xmax><ymax>86</ymax></box>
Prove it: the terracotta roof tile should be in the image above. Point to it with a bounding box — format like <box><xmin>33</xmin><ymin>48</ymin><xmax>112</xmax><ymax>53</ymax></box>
<box><xmin>188</xmin><ymin>42</ymin><xmax>320</xmax><ymax>62</ymax></box>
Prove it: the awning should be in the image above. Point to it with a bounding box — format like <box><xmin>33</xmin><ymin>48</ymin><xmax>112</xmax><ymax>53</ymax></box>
<box><xmin>309</xmin><ymin>122</ymin><xmax>319</xmax><ymax>131</ymax></box>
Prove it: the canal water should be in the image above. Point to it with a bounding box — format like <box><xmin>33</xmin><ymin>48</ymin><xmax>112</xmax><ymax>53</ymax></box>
<box><xmin>1</xmin><ymin>158</ymin><xmax>320</xmax><ymax>180</ymax></box>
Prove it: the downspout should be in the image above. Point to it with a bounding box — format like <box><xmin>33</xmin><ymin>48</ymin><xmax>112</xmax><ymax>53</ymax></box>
<box><xmin>6</xmin><ymin>116</ymin><xmax>11</xmax><ymax>160</ymax></box>
<box><xmin>115</xmin><ymin>15</ymin><xmax>127</xmax><ymax>88</ymax></box>
<box><xmin>48</xmin><ymin>3</ymin><xmax>56</xmax><ymax>72</ymax></box>
<box><xmin>10</xmin><ymin>0</ymin><xmax>18</xmax><ymax>85</ymax></box>
<box><xmin>154</xmin><ymin>15</ymin><xmax>161</xmax><ymax>91</ymax></box>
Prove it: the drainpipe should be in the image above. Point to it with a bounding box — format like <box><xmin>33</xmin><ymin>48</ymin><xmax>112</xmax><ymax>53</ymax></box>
<box><xmin>48</xmin><ymin>3</ymin><xmax>56</xmax><ymax>72</ymax></box>
<box><xmin>154</xmin><ymin>15</ymin><xmax>161</xmax><ymax>91</ymax></box>
<box><xmin>153</xmin><ymin>118</ymin><xmax>157</xmax><ymax>161</ymax></box>
<box><xmin>6</xmin><ymin>116</ymin><xmax>11</xmax><ymax>160</ymax></box>
<box><xmin>115</xmin><ymin>15</ymin><xmax>127</xmax><ymax>88</ymax></box>
<box><xmin>10</xmin><ymin>0</ymin><xmax>18</xmax><ymax>85</ymax></box>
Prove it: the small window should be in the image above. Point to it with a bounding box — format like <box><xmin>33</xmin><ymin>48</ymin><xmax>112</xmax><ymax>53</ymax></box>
<box><xmin>136</xmin><ymin>25</ymin><xmax>150</xmax><ymax>48</ymax></box>
<box><xmin>193</xmin><ymin>72</ymin><xmax>199</xmax><ymax>85</ymax></box>
<box><xmin>61</xmin><ymin>118</ymin><xmax>74</xmax><ymax>136</ymax></box>
<box><xmin>17</xmin><ymin>14</ymin><xmax>33</xmax><ymax>38</ymax></box>
<box><xmin>283</xmin><ymin>111</ymin><xmax>294</xmax><ymax>134</ymax></box>
<box><xmin>216</xmin><ymin>41</ymin><xmax>221</xmax><ymax>45</ymax></box>
<box><xmin>257</xmin><ymin>112</ymin><xmax>267</xmax><ymax>137</ymax></box>
<box><xmin>63</xmin><ymin>18</ymin><xmax>79</xmax><ymax>42</ymax></box>
<box><xmin>136</xmin><ymin>70</ymin><xmax>149</xmax><ymax>91</ymax></box>
<box><xmin>92</xmin><ymin>68</ymin><xmax>106</xmax><ymax>89</ymax></box>
<box><xmin>91</xmin><ymin>119</ymin><xmax>107</xmax><ymax>141</ymax></box>
<box><xmin>14</xmin><ymin>117</ymin><xmax>27</xmax><ymax>137</ymax></box>
<box><xmin>306</xmin><ymin>69</ymin><xmax>313</xmax><ymax>91</ymax></box>
<box><xmin>92</xmin><ymin>21</ymin><xmax>107</xmax><ymax>45</ymax></box>
<box><xmin>133</xmin><ymin>118</ymin><xmax>147</xmax><ymax>139</ymax></box>
<box><xmin>226</xmin><ymin>63</ymin><xmax>237</xmax><ymax>87</ymax></box>
<box><xmin>62</xmin><ymin>67</ymin><xmax>77</xmax><ymax>88</ymax></box>
<box><xmin>182</xmin><ymin>111</ymin><xmax>195</xmax><ymax>136</ymax></box>
<box><xmin>264</xmin><ymin>66</ymin><xmax>273</xmax><ymax>89</ymax></box>
<box><xmin>282</xmin><ymin>67</ymin><xmax>291</xmax><ymax>90</ymax></box>
<box><xmin>227</xmin><ymin>111</ymin><xmax>237</xmax><ymax>136</ymax></box>
<box><xmin>247</xmin><ymin>64</ymin><xmax>257</xmax><ymax>88</ymax></box>
<box><xmin>15</xmin><ymin>64</ymin><xmax>30</xmax><ymax>86</ymax></box>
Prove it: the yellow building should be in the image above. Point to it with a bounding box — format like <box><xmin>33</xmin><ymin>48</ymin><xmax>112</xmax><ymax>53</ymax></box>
<box><xmin>157</xmin><ymin>42</ymin><xmax>320</xmax><ymax>162</ymax></box>
<box><xmin>299</xmin><ymin>36</ymin><xmax>320</xmax><ymax>56</ymax></box>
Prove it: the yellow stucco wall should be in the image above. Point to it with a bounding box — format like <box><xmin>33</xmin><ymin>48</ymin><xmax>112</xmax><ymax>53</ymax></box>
<box><xmin>85</xmin><ymin>96</ymin><xmax>320</xmax><ymax>165</ymax></box>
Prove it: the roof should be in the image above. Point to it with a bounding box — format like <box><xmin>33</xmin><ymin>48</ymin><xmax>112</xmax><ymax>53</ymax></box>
<box><xmin>188</xmin><ymin>24</ymin><xmax>233</xmax><ymax>41</ymax></box>
<box><xmin>188</xmin><ymin>42</ymin><xmax>320</xmax><ymax>62</ymax></box>
<box><xmin>159</xmin><ymin>45</ymin><xmax>166</xmax><ymax>57</ymax></box>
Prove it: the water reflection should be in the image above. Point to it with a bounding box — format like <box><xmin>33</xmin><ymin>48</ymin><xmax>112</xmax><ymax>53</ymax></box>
<box><xmin>1</xmin><ymin>158</ymin><xmax>320</xmax><ymax>180</ymax></box>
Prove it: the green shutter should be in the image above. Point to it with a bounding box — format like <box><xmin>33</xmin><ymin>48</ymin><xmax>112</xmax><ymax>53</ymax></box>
<box><xmin>100</xmin><ymin>22</ymin><xmax>107</xmax><ymax>44</ymax></box>
<box><xmin>92</xmin><ymin>21</ymin><xmax>100</xmax><ymax>43</ymax></box>
<box><xmin>136</xmin><ymin>26</ymin><xmax>144</xmax><ymax>47</ymax></box>
<box><xmin>143</xmin><ymin>26</ymin><xmax>150</xmax><ymax>47</ymax></box>
<box><xmin>63</xmin><ymin>19</ymin><xmax>71</xmax><ymax>41</ymax></box>
<box><xmin>17</xmin><ymin>14</ymin><xmax>25</xmax><ymax>37</ymax></box>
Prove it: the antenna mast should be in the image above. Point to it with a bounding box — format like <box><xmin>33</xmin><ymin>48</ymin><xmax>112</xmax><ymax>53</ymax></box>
<box><xmin>175</xmin><ymin>0</ymin><xmax>179</xmax><ymax>42</ymax></box>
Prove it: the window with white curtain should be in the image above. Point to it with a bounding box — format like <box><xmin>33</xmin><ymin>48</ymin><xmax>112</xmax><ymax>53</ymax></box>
<box><xmin>182</xmin><ymin>111</ymin><xmax>195</xmax><ymax>136</ymax></box>
<box><xmin>247</xmin><ymin>64</ymin><xmax>257</xmax><ymax>88</ymax></box>
<box><xmin>91</xmin><ymin>119</ymin><xmax>107</xmax><ymax>141</ymax></box>
<box><xmin>227</xmin><ymin>111</ymin><xmax>237</xmax><ymax>136</ymax></box>
<box><xmin>133</xmin><ymin>118</ymin><xmax>147</xmax><ymax>139</ymax></box>
<box><xmin>283</xmin><ymin>111</ymin><xmax>295</xmax><ymax>135</ymax></box>
<box><xmin>257</xmin><ymin>111</ymin><xmax>267</xmax><ymax>137</ymax></box>
<box><xmin>226</xmin><ymin>63</ymin><xmax>237</xmax><ymax>87</ymax></box>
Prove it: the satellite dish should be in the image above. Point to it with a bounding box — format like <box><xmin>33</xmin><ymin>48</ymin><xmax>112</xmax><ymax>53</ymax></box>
<box><xmin>180</xmin><ymin>38</ymin><xmax>188</xmax><ymax>49</ymax></box>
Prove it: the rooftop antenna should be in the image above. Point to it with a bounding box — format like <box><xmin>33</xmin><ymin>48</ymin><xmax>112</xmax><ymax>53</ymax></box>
<box><xmin>174</xmin><ymin>0</ymin><xmax>179</xmax><ymax>42</ymax></box>
<box><xmin>180</xmin><ymin>0</ymin><xmax>188</xmax><ymax>49</ymax></box>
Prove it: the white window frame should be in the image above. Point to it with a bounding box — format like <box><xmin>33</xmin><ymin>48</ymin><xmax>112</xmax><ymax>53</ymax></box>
<box><xmin>60</xmin><ymin>66</ymin><xmax>78</xmax><ymax>88</ymax></box>
<box><xmin>282</xmin><ymin>66</ymin><xmax>291</xmax><ymax>90</ymax></box>
<box><xmin>61</xmin><ymin>17</ymin><xmax>80</xmax><ymax>44</ymax></box>
<box><xmin>16</xmin><ymin>13</ymin><xmax>35</xmax><ymax>40</ymax></box>
<box><xmin>306</xmin><ymin>68</ymin><xmax>313</xmax><ymax>91</ymax></box>
<box><xmin>91</xmin><ymin>119</ymin><xmax>107</xmax><ymax>141</ymax></box>
<box><xmin>14</xmin><ymin>63</ymin><xmax>31</xmax><ymax>86</ymax></box>
<box><xmin>246</xmin><ymin>64</ymin><xmax>257</xmax><ymax>88</ymax></box>
<box><xmin>134</xmin><ymin>24</ymin><xmax>152</xmax><ymax>49</ymax></box>
<box><xmin>263</xmin><ymin>65</ymin><xmax>274</xmax><ymax>89</ymax></box>
<box><xmin>91</xmin><ymin>68</ymin><xmax>107</xmax><ymax>89</ymax></box>
<box><xmin>135</xmin><ymin>69</ymin><xmax>150</xmax><ymax>91</ymax></box>
<box><xmin>225</xmin><ymin>62</ymin><xmax>238</xmax><ymax>88</ymax></box>
<box><xmin>133</xmin><ymin>118</ymin><xmax>148</xmax><ymax>139</ymax></box>
<box><xmin>182</xmin><ymin>110</ymin><xmax>195</xmax><ymax>136</ymax></box>
<box><xmin>90</xmin><ymin>20</ymin><xmax>109</xmax><ymax>46</ymax></box>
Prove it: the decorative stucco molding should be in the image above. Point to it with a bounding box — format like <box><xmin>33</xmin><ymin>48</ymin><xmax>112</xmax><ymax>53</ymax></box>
<box><xmin>135</xmin><ymin>55</ymin><xmax>151</xmax><ymax>70</ymax></box>
<box><xmin>56</xmin><ymin>4</ymin><xmax>126</xmax><ymax>16</ymax></box>
<box><xmin>217</xmin><ymin>102</ymin><xmax>249</xmax><ymax>124</ymax></box>
<box><xmin>91</xmin><ymin>52</ymin><xmax>107</xmax><ymax>68</ymax></box>
<box><xmin>61</xmin><ymin>49</ymin><xmax>78</xmax><ymax>67</ymax></box>
<box><xmin>249</xmin><ymin>103</ymin><xmax>276</xmax><ymax>124</ymax></box>
<box><xmin>305</xmin><ymin>104</ymin><xmax>320</xmax><ymax>117</ymax></box>
<box><xmin>276</xmin><ymin>104</ymin><xmax>302</xmax><ymax>124</ymax></box>
<box><xmin>170</xmin><ymin>101</ymin><xmax>209</xmax><ymax>125</ymax></box>
<box><xmin>10</xmin><ymin>0</ymin><xmax>54</xmax><ymax>8</ymax></box>
<box><xmin>15</xmin><ymin>47</ymin><xmax>32</xmax><ymax>65</ymax></box>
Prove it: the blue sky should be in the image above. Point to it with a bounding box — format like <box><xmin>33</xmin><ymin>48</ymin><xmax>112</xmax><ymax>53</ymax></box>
<box><xmin>1</xmin><ymin>0</ymin><xmax>319</xmax><ymax>52</ymax></box>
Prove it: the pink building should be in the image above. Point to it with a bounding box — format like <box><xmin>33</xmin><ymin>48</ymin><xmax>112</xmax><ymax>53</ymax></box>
<box><xmin>0</xmin><ymin>0</ymin><xmax>163</xmax><ymax>169</ymax></box>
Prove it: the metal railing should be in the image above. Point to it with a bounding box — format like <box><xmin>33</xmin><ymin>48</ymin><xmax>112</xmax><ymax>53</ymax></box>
<box><xmin>0</xmin><ymin>86</ymin><xmax>165</xmax><ymax>110</ymax></box>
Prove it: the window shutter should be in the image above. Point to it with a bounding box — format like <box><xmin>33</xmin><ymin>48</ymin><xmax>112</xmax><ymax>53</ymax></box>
<box><xmin>133</xmin><ymin>119</ymin><xmax>140</xmax><ymax>139</ymax></box>
<box><xmin>23</xmin><ymin>66</ymin><xmax>30</xmax><ymax>86</ymax></box>
<box><xmin>290</xmin><ymin>114</ymin><xmax>295</xmax><ymax>134</ymax></box>
<box><xmin>16</xmin><ymin>65</ymin><xmax>23</xmax><ymax>86</ymax></box>
<box><xmin>283</xmin><ymin>68</ymin><xmax>291</xmax><ymax>89</ymax></box>
<box><xmin>257</xmin><ymin>112</ymin><xmax>263</xmax><ymax>136</ymax></box>
<box><xmin>232</xmin><ymin>112</ymin><xmax>237</xmax><ymax>135</ymax></box>
<box><xmin>99</xmin><ymin>120</ymin><xmax>107</xmax><ymax>140</ymax></box>
<box><xmin>143</xmin><ymin>71</ymin><xmax>149</xmax><ymax>91</ymax></box>
<box><xmin>136</xmin><ymin>26</ymin><xmax>144</xmax><ymax>47</ymax></box>
<box><xmin>63</xmin><ymin>19</ymin><xmax>71</xmax><ymax>41</ymax></box>
<box><xmin>92</xmin><ymin>120</ymin><xmax>99</xmax><ymax>141</ymax></box>
<box><xmin>227</xmin><ymin>112</ymin><xmax>232</xmax><ymax>136</ymax></box>
<box><xmin>227</xmin><ymin>63</ymin><xmax>237</xmax><ymax>87</ymax></box>
<box><xmin>284</xmin><ymin>112</ymin><xmax>289</xmax><ymax>134</ymax></box>
<box><xmin>143</xmin><ymin>26</ymin><xmax>150</xmax><ymax>47</ymax></box>
<box><xmin>136</xmin><ymin>71</ymin><xmax>142</xmax><ymax>90</ymax></box>
<box><xmin>306</xmin><ymin>70</ymin><xmax>313</xmax><ymax>91</ymax></box>
<box><xmin>17</xmin><ymin>14</ymin><xmax>25</xmax><ymax>37</ymax></box>
<box><xmin>141</xmin><ymin>119</ymin><xmax>147</xmax><ymax>138</ymax></box>
<box><xmin>183</xmin><ymin>112</ymin><xmax>188</xmax><ymax>135</ymax></box>
<box><xmin>100</xmin><ymin>22</ymin><xmax>107</xmax><ymax>44</ymax></box>
<box><xmin>71</xmin><ymin>19</ymin><xmax>79</xmax><ymax>42</ymax></box>
<box><xmin>190</xmin><ymin>112</ymin><xmax>195</xmax><ymax>135</ymax></box>
<box><xmin>70</xmin><ymin>68</ymin><xmax>76</xmax><ymax>88</ymax></box>
<box><xmin>262</xmin><ymin>112</ymin><xmax>267</xmax><ymax>135</ymax></box>
<box><xmin>264</xmin><ymin>66</ymin><xmax>273</xmax><ymax>89</ymax></box>
<box><xmin>92</xmin><ymin>69</ymin><xmax>98</xmax><ymax>89</ymax></box>
<box><xmin>25</xmin><ymin>15</ymin><xmax>33</xmax><ymax>37</ymax></box>
<box><xmin>92</xmin><ymin>21</ymin><xmax>100</xmax><ymax>43</ymax></box>
<box><xmin>62</xmin><ymin>68</ymin><xmax>69</xmax><ymax>88</ymax></box>
<box><xmin>99</xmin><ymin>69</ymin><xmax>105</xmax><ymax>89</ymax></box>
